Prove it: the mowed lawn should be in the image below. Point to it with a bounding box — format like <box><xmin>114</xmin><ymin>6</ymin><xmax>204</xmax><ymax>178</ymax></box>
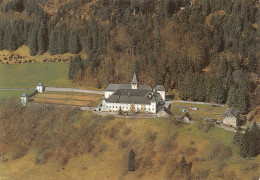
<box><xmin>0</xmin><ymin>63</ymin><xmax>71</xmax><ymax>89</ymax></box>
<box><xmin>0</xmin><ymin>90</ymin><xmax>33</xmax><ymax>100</ymax></box>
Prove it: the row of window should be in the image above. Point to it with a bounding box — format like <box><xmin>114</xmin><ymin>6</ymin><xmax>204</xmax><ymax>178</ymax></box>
<box><xmin>107</xmin><ymin>106</ymin><xmax>154</xmax><ymax>111</ymax></box>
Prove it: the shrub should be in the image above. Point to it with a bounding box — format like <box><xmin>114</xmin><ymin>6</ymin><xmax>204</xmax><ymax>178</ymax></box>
<box><xmin>197</xmin><ymin>120</ymin><xmax>215</xmax><ymax>132</ymax></box>
<box><xmin>207</xmin><ymin>144</ymin><xmax>232</xmax><ymax>161</ymax></box>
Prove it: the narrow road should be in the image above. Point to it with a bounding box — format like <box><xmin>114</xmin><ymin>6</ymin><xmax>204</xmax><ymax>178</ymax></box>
<box><xmin>170</xmin><ymin>99</ymin><xmax>225</xmax><ymax>107</ymax></box>
<box><xmin>45</xmin><ymin>87</ymin><xmax>104</xmax><ymax>95</ymax></box>
<box><xmin>0</xmin><ymin>88</ymin><xmax>36</xmax><ymax>91</ymax></box>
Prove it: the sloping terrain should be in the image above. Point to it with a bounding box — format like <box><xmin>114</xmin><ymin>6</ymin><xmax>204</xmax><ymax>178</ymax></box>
<box><xmin>0</xmin><ymin>101</ymin><xmax>259</xmax><ymax>180</ymax></box>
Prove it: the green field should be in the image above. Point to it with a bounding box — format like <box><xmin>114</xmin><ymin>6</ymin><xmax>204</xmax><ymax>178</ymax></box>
<box><xmin>0</xmin><ymin>63</ymin><xmax>71</xmax><ymax>89</ymax></box>
<box><xmin>0</xmin><ymin>90</ymin><xmax>33</xmax><ymax>100</ymax></box>
<box><xmin>171</xmin><ymin>101</ymin><xmax>227</xmax><ymax>121</ymax></box>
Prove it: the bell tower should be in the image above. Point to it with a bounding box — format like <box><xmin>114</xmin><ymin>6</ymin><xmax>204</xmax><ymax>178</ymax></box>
<box><xmin>130</xmin><ymin>72</ymin><xmax>138</xmax><ymax>89</ymax></box>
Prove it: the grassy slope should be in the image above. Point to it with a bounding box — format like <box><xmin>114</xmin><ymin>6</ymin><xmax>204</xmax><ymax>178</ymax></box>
<box><xmin>0</xmin><ymin>90</ymin><xmax>33</xmax><ymax>100</ymax></box>
<box><xmin>171</xmin><ymin>101</ymin><xmax>227</xmax><ymax>121</ymax></box>
<box><xmin>0</xmin><ymin>113</ymin><xmax>259</xmax><ymax>180</ymax></box>
<box><xmin>0</xmin><ymin>63</ymin><xmax>71</xmax><ymax>88</ymax></box>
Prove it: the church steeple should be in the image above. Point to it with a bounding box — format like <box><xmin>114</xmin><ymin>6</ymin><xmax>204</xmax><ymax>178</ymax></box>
<box><xmin>130</xmin><ymin>72</ymin><xmax>138</xmax><ymax>89</ymax></box>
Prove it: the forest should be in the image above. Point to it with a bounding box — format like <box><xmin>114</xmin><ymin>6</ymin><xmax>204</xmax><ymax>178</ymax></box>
<box><xmin>0</xmin><ymin>0</ymin><xmax>259</xmax><ymax>114</ymax></box>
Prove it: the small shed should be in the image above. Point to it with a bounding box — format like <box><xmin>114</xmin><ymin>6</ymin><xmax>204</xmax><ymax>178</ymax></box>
<box><xmin>21</xmin><ymin>93</ymin><xmax>28</xmax><ymax>105</ymax></box>
<box><xmin>36</xmin><ymin>82</ymin><xmax>45</xmax><ymax>93</ymax></box>
<box><xmin>248</xmin><ymin>122</ymin><xmax>260</xmax><ymax>129</ymax></box>
<box><xmin>182</xmin><ymin>108</ymin><xmax>188</xmax><ymax>112</ymax></box>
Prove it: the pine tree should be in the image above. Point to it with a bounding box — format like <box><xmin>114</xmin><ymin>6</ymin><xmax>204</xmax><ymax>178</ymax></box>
<box><xmin>248</xmin><ymin>122</ymin><xmax>260</xmax><ymax>157</ymax></box>
<box><xmin>233</xmin><ymin>126</ymin><xmax>242</xmax><ymax>144</ymax></box>
<box><xmin>180</xmin><ymin>156</ymin><xmax>188</xmax><ymax>174</ymax></box>
<box><xmin>37</xmin><ymin>23</ymin><xmax>47</xmax><ymax>55</ymax></box>
<box><xmin>68</xmin><ymin>30</ymin><xmax>80</xmax><ymax>54</ymax></box>
<box><xmin>58</xmin><ymin>28</ymin><xmax>68</xmax><ymax>54</ymax></box>
<box><xmin>0</xmin><ymin>29</ymin><xmax>4</xmax><ymax>50</ymax></box>
<box><xmin>9</xmin><ymin>31</ymin><xmax>18</xmax><ymax>51</ymax></box>
<box><xmin>68</xmin><ymin>55</ymin><xmax>84</xmax><ymax>80</ymax></box>
<box><xmin>29</xmin><ymin>25</ymin><xmax>38</xmax><ymax>56</ymax></box>
<box><xmin>227</xmin><ymin>86</ymin><xmax>236</xmax><ymax>107</ymax></box>
<box><xmin>239</xmin><ymin>128</ymin><xmax>250</xmax><ymax>158</ymax></box>
<box><xmin>236</xmin><ymin>88</ymin><xmax>248</xmax><ymax>115</ymax></box>
<box><xmin>118</xmin><ymin>107</ymin><xmax>123</xmax><ymax>115</ymax></box>
<box><xmin>128</xmin><ymin>149</ymin><xmax>135</xmax><ymax>171</ymax></box>
<box><xmin>49</xmin><ymin>29</ymin><xmax>59</xmax><ymax>55</ymax></box>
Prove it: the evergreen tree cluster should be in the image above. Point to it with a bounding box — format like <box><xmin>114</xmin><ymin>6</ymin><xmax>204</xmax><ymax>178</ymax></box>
<box><xmin>128</xmin><ymin>149</ymin><xmax>135</xmax><ymax>171</ymax></box>
<box><xmin>234</xmin><ymin>122</ymin><xmax>260</xmax><ymax>158</ymax></box>
<box><xmin>0</xmin><ymin>0</ymin><xmax>259</xmax><ymax>113</ymax></box>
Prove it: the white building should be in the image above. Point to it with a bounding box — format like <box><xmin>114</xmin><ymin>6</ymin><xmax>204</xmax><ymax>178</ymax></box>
<box><xmin>100</xmin><ymin>72</ymin><xmax>166</xmax><ymax>114</ymax></box>
<box><xmin>21</xmin><ymin>93</ymin><xmax>28</xmax><ymax>106</ymax></box>
<box><xmin>36</xmin><ymin>82</ymin><xmax>45</xmax><ymax>93</ymax></box>
<box><xmin>223</xmin><ymin>108</ymin><xmax>240</xmax><ymax>127</ymax></box>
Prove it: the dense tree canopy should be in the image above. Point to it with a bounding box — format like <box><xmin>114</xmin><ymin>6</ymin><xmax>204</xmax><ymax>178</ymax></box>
<box><xmin>0</xmin><ymin>0</ymin><xmax>259</xmax><ymax>113</ymax></box>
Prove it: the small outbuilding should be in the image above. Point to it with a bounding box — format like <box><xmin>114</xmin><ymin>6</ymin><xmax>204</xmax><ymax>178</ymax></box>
<box><xmin>191</xmin><ymin>107</ymin><xmax>198</xmax><ymax>111</ymax></box>
<box><xmin>223</xmin><ymin>108</ymin><xmax>240</xmax><ymax>127</ymax></box>
<box><xmin>248</xmin><ymin>122</ymin><xmax>260</xmax><ymax>130</ymax></box>
<box><xmin>21</xmin><ymin>93</ymin><xmax>28</xmax><ymax>105</ymax></box>
<box><xmin>182</xmin><ymin>108</ymin><xmax>188</xmax><ymax>112</ymax></box>
<box><xmin>36</xmin><ymin>82</ymin><xmax>45</xmax><ymax>93</ymax></box>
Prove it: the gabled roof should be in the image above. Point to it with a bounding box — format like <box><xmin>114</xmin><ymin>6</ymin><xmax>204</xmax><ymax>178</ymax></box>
<box><xmin>113</xmin><ymin>89</ymin><xmax>151</xmax><ymax>97</ymax></box>
<box><xmin>223</xmin><ymin>108</ymin><xmax>240</xmax><ymax>118</ymax></box>
<box><xmin>106</xmin><ymin>88</ymin><xmax>153</xmax><ymax>105</ymax></box>
<box><xmin>151</xmin><ymin>97</ymin><xmax>156</xmax><ymax>103</ymax></box>
<box><xmin>130</xmin><ymin>72</ymin><xmax>138</xmax><ymax>84</ymax></box>
<box><xmin>249</xmin><ymin>122</ymin><xmax>260</xmax><ymax>129</ymax></box>
<box><xmin>37</xmin><ymin>82</ymin><xmax>43</xmax><ymax>86</ymax></box>
<box><xmin>21</xmin><ymin>93</ymin><xmax>27</xmax><ymax>97</ymax></box>
<box><xmin>155</xmin><ymin>85</ymin><xmax>165</xmax><ymax>91</ymax></box>
<box><xmin>105</xmin><ymin>84</ymin><xmax>152</xmax><ymax>91</ymax></box>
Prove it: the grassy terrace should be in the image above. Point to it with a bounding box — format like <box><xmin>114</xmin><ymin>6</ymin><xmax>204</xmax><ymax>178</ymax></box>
<box><xmin>31</xmin><ymin>91</ymin><xmax>102</xmax><ymax>107</ymax></box>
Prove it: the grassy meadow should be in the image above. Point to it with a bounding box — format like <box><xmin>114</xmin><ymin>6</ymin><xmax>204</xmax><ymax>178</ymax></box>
<box><xmin>0</xmin><ymin>63</ymin><xmax>71</xmax><ymax>89</ymax></box>
<box><xmin>171</xmin><ymin>101</ymin><xmax>227</xmax><ymax>121</ymax></box>
<box><xmin>0</xmin><ymin>90</ymin><xmax>33</xmax><ymax>100</ymax></box>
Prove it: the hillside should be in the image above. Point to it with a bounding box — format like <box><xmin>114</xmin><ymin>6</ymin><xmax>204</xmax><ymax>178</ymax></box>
<box><xmin>0</xmin><ymin>0</ymin><xmax>259</xmax><ymax>114</ymax></box>
<box><xmin>0</xmin><ymin>100</ymin><xmax>259</xmax><ymax>180</ymax></box>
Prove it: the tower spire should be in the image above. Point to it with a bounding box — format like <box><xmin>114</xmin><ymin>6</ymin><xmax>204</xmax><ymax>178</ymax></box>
<box><xmin>130</xmin><ymin>72</ymin><xmax>138</xmax><ymax>89</ymax></box>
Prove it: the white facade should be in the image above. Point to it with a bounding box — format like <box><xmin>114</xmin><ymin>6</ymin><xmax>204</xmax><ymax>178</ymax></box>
<box><xmin>36</xmin><ymin>82</ymin><xmax>44</xmax><ymax>93</ymax></box>
<box><xmin>223</xmin><ymin>117</ymin><xmax>238</xmax><ymax>127</ymax></box>
<box><xmin>99</xmin><ymin>72</ymin><xmax>165</xmax><ymax>114</ymax></box>
<box><xmin>157</xmin><ymin>90</ymin><xmax>165</xmax><ymax>101</ymax></box>
<box><xmin>101</xmin><ymin>101</ymin><xmax>157</xmax><ymax>113</ymax></box>
<box><xmin>131</xmin><ymin>83</ymin><xmax>138</xmax><ymax>89</ymax></box>
<box><xmin>21</xmin><ymin>94</ymin><xmax>28</xmax><ymax>106</ymax></box>
<box><xmin>104</xmin><ymin>91</ymin><xmax>114</xmax><ymax>98</ymax></box>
